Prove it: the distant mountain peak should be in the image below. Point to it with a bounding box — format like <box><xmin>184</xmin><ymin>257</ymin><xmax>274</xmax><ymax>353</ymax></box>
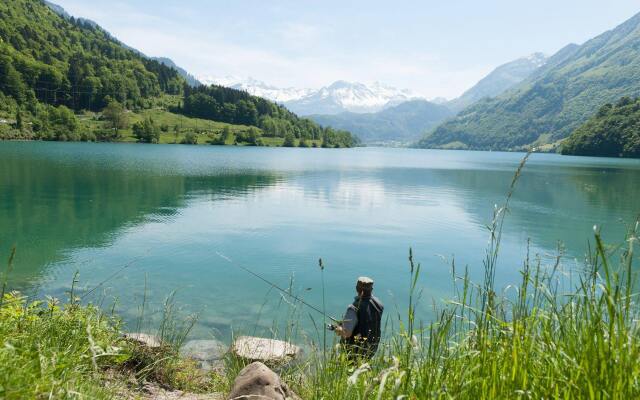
<box><xmin>291</xmin><ymin>80</ymin><xmax>423</xmax><ymax>115</ymax></box>
<box><xmin>199</xmin><ymin>76</ymin><xmax>313</xmax><ymax>103</ymax></box>
<box><xmin>447</xmin><ymin>52</ymin><xmax>548</xmax><ymax>112</ymax></box>
<box><xmin>198</xmin><ymin>78</ymin><xmax>424</xmax><ymax>115</ymax></box>
<box><xmin>151</xmin><ymin>57</ymin><xmax>201</xmax><ymax>87</ymax></box>
<box><xmin>525</xmin><ymin>52</ymin><xmax>548</xmax><ymax>66</ymax></box>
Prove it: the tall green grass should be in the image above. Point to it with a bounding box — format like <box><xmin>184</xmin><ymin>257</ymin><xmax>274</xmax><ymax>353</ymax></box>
<box><xmin>0</xmin><ymin>291</ymin><xmax>125</xmax><ymax>399</ymax></box>
<box><xmin>0</xmin><ymin>279</ymin><xmax>211</xmax><ymax>399</ymax></box>
<box><xmin>248</xmin><ymin>153</ymin><xmax>640</xmax><ymax>399</ymax></box>
<box><xmin>274</xmin><ymin>156</ymin><xmax>639</xmax><ymax>399</ymax></box>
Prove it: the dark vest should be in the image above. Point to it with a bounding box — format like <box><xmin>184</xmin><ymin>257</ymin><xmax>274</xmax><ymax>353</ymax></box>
<box><xmin>345</xmin><ymin>295</ymin><xmax>384</xmax><ymax>357</ymax></box>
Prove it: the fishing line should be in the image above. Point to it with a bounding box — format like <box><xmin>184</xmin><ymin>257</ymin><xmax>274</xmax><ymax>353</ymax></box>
<box><xmin>215</xmin><ymin>251</ymin><xmax>340</xmax><ymax>323</ymax></box>
<box><xmin>80</xmin><ymin>253</ymin><xmax>149</xmax><ymax>300</ymax></box>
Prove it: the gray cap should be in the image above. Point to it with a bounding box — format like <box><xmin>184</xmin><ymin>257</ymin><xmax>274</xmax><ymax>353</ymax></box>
<box><xmin>357</xmin><ymin>276</ymin><xmax>374</xmax><ymax>286</ymax></box>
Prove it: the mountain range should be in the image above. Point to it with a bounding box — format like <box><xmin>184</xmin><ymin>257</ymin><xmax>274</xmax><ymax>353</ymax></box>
<box><xmin>200</xmin><ymin>77</ymin><xmax>424</xmax><ymax>115</ymax></box>
<box><xmin>309</xmin><ymin>100</ymin><xmax>454</xmax><ymax>144</ymax></box>
<box><xmin>42</xmin><ymin>1</ymin><xmax>640</xmax><ymax>153</ymax></box>
<box><xmin>419</xmin><ymin>12</ymin><xmax>640</xmax><ymax>151</ymax></box>
<box><xmin>201</xmin><ymin>55</ymin><xmax>551</xmax><ymax>144</ymax></box>
<box><xmin>306</xmin><ymin>53</ymin><xmax>549</xmax><ymax>143</ymax></box>
<box><xmin>199</xmin><ymin>76</ymin><xmax>313</xmax><ymax>103</ymax></box>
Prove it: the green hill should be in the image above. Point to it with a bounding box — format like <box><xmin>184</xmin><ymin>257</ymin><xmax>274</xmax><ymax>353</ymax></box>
<box><xmin>561</xmin><ymin>96</ymin><xmax>640</xmax><ymax>158</ymax></box>
<box><xmin>447</xmin><ymin>53</ymin><xmax>547</xmax><ymax>113</ymax></box>
<box><xmin>0</xmin><ymin>0</ymin><xmax>356</xmax><ymax>148</ymax></box>
<box><xmin>0</xmin><ymin>0</ymin><xmax>183</xmax><ymax>111</ymax></box>
<box><xmin>419</xmin><ymin>12</ymin><xmax>640</xmax><ymax>151</ymax></box>
<box><xmin>309</xmin><ymin>100</ymin><xmax>453</xmax><ymax>144</ymax></box>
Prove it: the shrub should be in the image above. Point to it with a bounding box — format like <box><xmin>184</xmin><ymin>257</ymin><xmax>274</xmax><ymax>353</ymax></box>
<box><xmin>181</xmin><ymin>132</ymin><xmax>198</xmax><ymax>145</ymax></box>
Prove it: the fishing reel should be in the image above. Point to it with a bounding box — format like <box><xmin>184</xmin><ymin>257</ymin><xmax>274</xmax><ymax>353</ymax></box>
<box><xmin>326</xmin><ymin>324</ymin><xmax>337</xmax><ymax>331</ymax></box>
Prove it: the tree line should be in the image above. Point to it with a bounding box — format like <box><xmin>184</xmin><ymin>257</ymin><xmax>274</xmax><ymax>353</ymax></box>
<box><xmin>177</xmin><ymin>85</ymin><xmax>357</xmax><ymax>147</ymax></box>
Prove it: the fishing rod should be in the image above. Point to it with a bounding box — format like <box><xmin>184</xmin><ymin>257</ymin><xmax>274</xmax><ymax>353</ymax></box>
<box><xmin>215</xmin><ymin>251</ymin><xmax>341</xmax><ymax>323</ymax></box>
<box><xmin>0</xmin><ymin>254</ymin><xmax>148</xmax><ymax>309</ymax></box>
<box><xmin>80</xmin><ymin>254</ymin><xmax>148</xmax><ymax>300</ymax></box>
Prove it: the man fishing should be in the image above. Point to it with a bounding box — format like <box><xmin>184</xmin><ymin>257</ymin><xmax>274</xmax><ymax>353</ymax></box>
<box><xmin>332</xmin><ymin>277</ymin><xmax>384</xmax><ymax>359</ymax></box>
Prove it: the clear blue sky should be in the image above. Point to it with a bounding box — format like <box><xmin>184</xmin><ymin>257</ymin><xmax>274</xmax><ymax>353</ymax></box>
<box><xmin>54</xmin><ymin>0</ymin><xmax>640</xmax><ymax>99</ymax></box>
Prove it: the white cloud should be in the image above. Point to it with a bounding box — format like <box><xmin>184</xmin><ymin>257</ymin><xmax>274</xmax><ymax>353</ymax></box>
<box><xmin>52</xmin><ymin>0</ymin><xmax>495</xmax><ymax>98</ymax></box>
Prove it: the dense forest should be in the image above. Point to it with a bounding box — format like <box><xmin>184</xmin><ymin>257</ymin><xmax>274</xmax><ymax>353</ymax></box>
<box><xmin>179</xmin><ymin>82</ymin><xmax>356</xmax><ymax>147</ymax></box>
<box><xmin>418</xmin><ymin>13</ymin><xmax>640</xmax><ymax>151</ymax></box>
<box><xmin>0</xmin><ymin>0</ymin><xmax>356</xmax><ymax>148</ymax></box>
<box><xmin>0</xmin><ymin>0</ymin><xmax>183</xmax><ymax>111</ymax></box>
<box><xmin>561</xmin><ymin>97</ymin><xmax>640</xmax><ymax>158</ymax></box>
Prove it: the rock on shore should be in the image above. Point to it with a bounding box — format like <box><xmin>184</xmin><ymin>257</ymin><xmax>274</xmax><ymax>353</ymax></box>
<box><xmin>228</xmin><ymin>362</ymin><xmax>301</xmax><ymax>400</ymax></box>
<box><xmin>231</xmin><ymin>336</ymin><xmax>301</xmax><ymax>366</ymax></box>
<box><xmin>123</xmin><ymin>332</ymin><xmax>162</xmax><ymax>348</ymax></box>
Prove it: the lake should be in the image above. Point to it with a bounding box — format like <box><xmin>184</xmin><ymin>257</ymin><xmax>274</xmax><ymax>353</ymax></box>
<box><xmin>2</xmin><ymin>142</ymin><xmax>639</xmax><ymax>343</ymax></box>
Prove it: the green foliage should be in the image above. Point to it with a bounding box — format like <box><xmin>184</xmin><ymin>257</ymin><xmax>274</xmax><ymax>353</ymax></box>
<box><xmin>0</xmin><ymin>0</ymin><xmax>184</xmax><ymax>113</ymax></box>
<box><xmin>14</xmin><ymin>108</ymin><xmax>22</xmax><ymax>130</ymax></box>
<box><xmin>180</xmin><ymin>131</ymin><xmax>198</xmax><ymax>145</ymax></box>
<box><xmin>321</xmin><ymin>127</ymin><xmax>357</xmax><ymax>148</ymax></box>
<box><xmin>101</xmin><ymin>99</ymin><xmax>128</xmax><ymax>136</ymax></box>
<box><xmin>133</xmin><ymin>117</ymin><xmax>160</xmax><ymax>143</ymax></box>
<box><xmin>0</xmin><ymin>290</ymin><xmax>217</xmax><ymax>398</ymax></box>
<box><xmin>420</xmin><ymin>14</ymin><xmax>640</xmax><ymax>150</ymax></box>
<box><xmin>32</xmin><ymin>104</ymin><xmax>80</xmax><ymax>141</ymax></box>
<box><xmin>282</xmin><ymin>131</ymin><xmax>295</xmax><ymax>147</ymax></box>
<box><xmin>222</xmin><ymin>126</ymin><xmax>232</xmax><ymax>142</ymax></box>
<box><xmin>0</xmin><ymin>292</ymin><xmax>124</xmax><ymax>399</ymax></box>
<box><xmin>562</xmin><ymin>97</ymin><xmax>640</xmax><ymax>158</ymax></box>
<box><xmin>246</xmin><ymin>127</ymin><xmax>261</xmax><ymax>146</ymax></box>
<box><xmin>179</xmin><ymin>84</ymin><xmax>357</xmax><ymax>147</ymax></box>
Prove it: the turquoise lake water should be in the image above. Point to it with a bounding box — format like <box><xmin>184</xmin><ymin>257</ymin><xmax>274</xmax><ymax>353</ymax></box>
<box><xmin>2</xmin><ymin>142</ymin><xmax>639</xmax><ymax>343</ymax></box>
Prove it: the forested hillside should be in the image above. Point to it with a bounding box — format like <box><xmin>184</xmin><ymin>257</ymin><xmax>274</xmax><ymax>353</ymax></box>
<box><xmin>561</xmin><ymin>97</ymin><xmax>640</xmax><ymax>158</ymax></box>
<box><xmin>178</xmin><ymin>84</ymin><xmax>356</xmax><ymax>147</ymax></box>
<box><xmin>0</xmin><ymin>0</ymin><xmax>356</xmax><ymax>147</ymax></box>
<box><xmin>0</xmin><ymin>0</ymin><xmax>183</xmax><ymax>111</ymax></box>
<box><xmin>419</xmin><ymin>12</ymin><xmax>640</xmax><ymax>151</ymax></box>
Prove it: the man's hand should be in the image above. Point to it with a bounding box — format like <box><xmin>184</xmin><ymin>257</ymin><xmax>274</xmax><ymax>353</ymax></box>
<box><xmin>334</xmin><ymin>325</ymin><xmax>352</xmax><ymax>339</ymax></box>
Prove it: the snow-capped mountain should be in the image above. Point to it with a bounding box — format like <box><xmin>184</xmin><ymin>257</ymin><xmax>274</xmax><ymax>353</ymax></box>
<box><xmin>199</xmin><ymin>76</ymin><xmax>313</xmax><ymax>103</ymax></box>
<box><xmin>197</xmin><ymin>76</ymin><xmax>424</xmax><ymax>115</ymax></box>
<box><xmin>286</xmin><ymin>81</ymin><xmax>422</xmax><ymax>115</ymax></box>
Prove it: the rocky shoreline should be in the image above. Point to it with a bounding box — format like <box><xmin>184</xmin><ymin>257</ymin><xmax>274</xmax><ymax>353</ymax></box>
<box><xmin>124</xmin><ymin>332</ymin><xmax>303</xmax><ymax>400</ymax></box>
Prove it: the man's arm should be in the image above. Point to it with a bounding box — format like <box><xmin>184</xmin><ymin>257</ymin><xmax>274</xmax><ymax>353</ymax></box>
<box><xmin>335</xmin><ymin>306</ymin><xmax>357</xmax><ymax>339</ymax></box>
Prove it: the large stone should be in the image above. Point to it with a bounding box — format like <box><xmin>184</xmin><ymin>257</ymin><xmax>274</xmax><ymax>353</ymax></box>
<box><xmin>231</xmin><ymin>336</ymin><xmax>301</xmax><ymax>365</ymax></box>
<box><xmin>124</xmin><ymin>332</ymin><xmax>161</xmax><ymax>348</ymax></box>
<box><xmin>227</xmin><ymin>362</ymin><xmax>300</xmax><ymax>400</ymax></box>
<box><xmin>180</xmin><ymin>339</ymin><xmax>227</xmax><ymax>371</ymax></box>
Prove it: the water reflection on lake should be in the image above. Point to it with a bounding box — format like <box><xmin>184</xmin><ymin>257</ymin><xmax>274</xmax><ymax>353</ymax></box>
<box><xmin>2</xmin><ymin>142</ymin><xmax>639</xmax><ymax>341</ymax></box>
